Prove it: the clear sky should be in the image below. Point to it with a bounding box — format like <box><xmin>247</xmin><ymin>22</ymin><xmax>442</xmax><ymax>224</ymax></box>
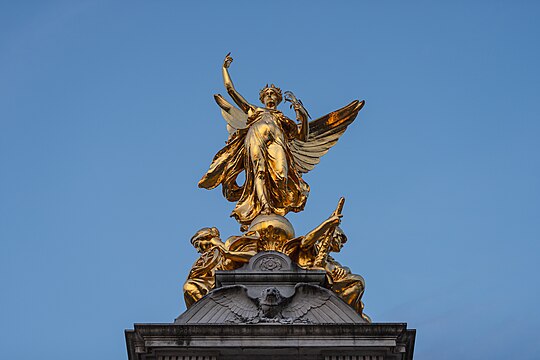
<box><xmin>1</xmin><ymin>1</ymin><xmax>539</xmax><ymax>359</ymax></box>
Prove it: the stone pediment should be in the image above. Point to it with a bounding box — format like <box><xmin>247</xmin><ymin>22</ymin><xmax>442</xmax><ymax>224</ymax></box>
<box><xmin>175</xmin><ymin>252</ymin><xmax>367</xmax><ymax>324</ymax></box>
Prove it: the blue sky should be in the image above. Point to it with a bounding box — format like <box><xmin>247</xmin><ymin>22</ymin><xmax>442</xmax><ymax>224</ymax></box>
<box><xmin>1</xmin><ymin>1</ymin><xmax>539</xmax><ymax>359</ymax></box>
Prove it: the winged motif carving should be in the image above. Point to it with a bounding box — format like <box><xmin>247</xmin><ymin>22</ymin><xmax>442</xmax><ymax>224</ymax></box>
<box><xmin>205</xmin><ymin>284</ymin><xmax>333</xmax><ymax>324</ymax></box>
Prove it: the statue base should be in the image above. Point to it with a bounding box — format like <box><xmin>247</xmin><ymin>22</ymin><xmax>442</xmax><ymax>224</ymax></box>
<box><xmin>126</xmin><ymin>323</ymin><xmax>415</xmax><ymax>360</ymax></box>
<box><xmin>125</xmin><ymin>252</ymin><xmax>415</xmax><ymax>359</ymax></box>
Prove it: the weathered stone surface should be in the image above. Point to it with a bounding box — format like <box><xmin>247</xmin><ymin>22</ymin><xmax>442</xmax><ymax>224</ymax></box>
<box><xmin>175</xmin><ymin>283</ymin><xmax>365</xmax><ymax>324</ymax></box>
<box><xmin>176</xmin><ymin>252</ymin><xmax>365</xmax><ymax>325</ymax></box>
<box><xmin>126</xmin><ymin>252</ymin><xmax>416</xmax><ymax>359</ymax></box>
<box><xmin>125</xmin><ymin>323</ymin><xmax>416</xmax><ymax>360</ymax></box>
<box><xmin>215</xmin><ymin>251</ymin><xmax>327</xmax><ymax>298</ymax></box>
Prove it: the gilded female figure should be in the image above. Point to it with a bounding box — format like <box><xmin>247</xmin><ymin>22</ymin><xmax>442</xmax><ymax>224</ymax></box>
<box><xmin>199</xmin><ymin>54</ymin><xmax>364</xmax><ymax>230</ymax></box>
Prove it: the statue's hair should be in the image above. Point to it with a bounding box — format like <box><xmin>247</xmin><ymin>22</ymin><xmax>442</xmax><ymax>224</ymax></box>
<box><xmin>191</xmin><ymin>227</ymin><xmax>220</xmax><ymax>245</ymax></box>
<box><xmin>333</xmin><ymin>226</ymin><xmax>348</xmax><ymax>244</ymax></box>
<box><xmin>259</xmin><ymin>84</ymin><xmax>283</xmax><ymax>105</ymax></box>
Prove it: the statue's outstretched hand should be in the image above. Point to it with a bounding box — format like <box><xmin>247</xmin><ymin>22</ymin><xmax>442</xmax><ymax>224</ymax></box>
<box><xmin>223</xmin><ymin>52</ymin><xmax>233</xmax><ymax>68</ymax></box>
<box><xmin>284</xmin><ymin>91</ymin><xmax>299</xmax><ymax>107</ymax></box>
<box><xmin>327</xmin><ymin>214</ymin><xmax>342</xmax><ymax>227</ymax></box>
<box><xmin>285</xmin><ymin>91</ymin><xmax>311</xmax><ymax>119</ymax></box>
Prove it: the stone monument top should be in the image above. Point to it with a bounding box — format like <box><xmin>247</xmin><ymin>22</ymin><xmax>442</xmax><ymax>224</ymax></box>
<box><xmin>184</xmin><ymin>54</ymin><xmax>369</xmax><ymax>319</ymax></box>
<box><xmin>125</xmin><ymin>53</ymin><xmax>416</xmax><ymax>360</ymax></box>
<box><xmin>177</xmin><ymin>251</ymin><xmax>367</xmax><ymax>325</ymax></box>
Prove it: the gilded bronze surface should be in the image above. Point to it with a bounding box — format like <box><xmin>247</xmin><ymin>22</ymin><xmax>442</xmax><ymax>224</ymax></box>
<box><xmin>183</xmin><ymin>227</ymin><xmax>257</xmax><ymax>307</ymax></box>
<box><xmin>199</xmin><ymin>53</ymin><xmax>363</xmax><ymax>229</ymax></box>
<box><xmin>184</xmin><ymin>53</ymin><xmax>369</xmax><ymax>321</ymax></box>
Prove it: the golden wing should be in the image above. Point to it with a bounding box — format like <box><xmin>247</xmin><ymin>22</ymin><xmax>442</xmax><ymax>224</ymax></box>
<box><xmin>214</xmin><ymin>94</ymin><xmax>248</xmax><ymax>134</ymax></box>
<box><xmin>290</xmin><ymin>100</ymin><xmax>365</xmax><ymax>174</ymax></box>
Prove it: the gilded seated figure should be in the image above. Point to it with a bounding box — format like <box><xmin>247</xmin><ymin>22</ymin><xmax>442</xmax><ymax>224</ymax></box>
<box><xmin>324</xmin><ymin>227</ymin><xmax>371</xmax><ymax>322</ymax></box>
<box><xmin>284</xmin><ymin>198</ymin><xmax>370</xmax><ymax>322</ymax></box>
<box><xmin>183</xmin><ymin>227</ymin><xmax>256</xmax><ymax>307</ymax></box>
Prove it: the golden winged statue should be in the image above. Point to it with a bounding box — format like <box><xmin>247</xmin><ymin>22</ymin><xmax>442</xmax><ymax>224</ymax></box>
<box><xmin>199</xmin><ymin>53</ymin><xmax>364</xmax><ymax>230</ymax></box>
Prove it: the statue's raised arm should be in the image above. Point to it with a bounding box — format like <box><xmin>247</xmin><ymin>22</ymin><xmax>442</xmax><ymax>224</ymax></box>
<box><xmin>213</xmin><ymin>53</ymin><xmax>249</xmax><ymax>135</ymax></box>
<box><xmin>222</xmin><ymin>53</ymin><xmax>253</xmax><ymax>114</ymax></box>
<box><xmin>284</xmin><ymin>91</ymin><xmax>309</xmax><ymax>142</ymax></box>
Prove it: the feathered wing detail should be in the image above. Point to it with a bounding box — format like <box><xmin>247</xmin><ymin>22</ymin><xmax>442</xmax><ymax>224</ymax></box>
<box><xmin>281</xmin><ymin>283</ymin><xmax>332</xmax><ymax>319</ymax></box>
<box><xmin>290</xmin><ymin>100</ymin><xmax>364</xmax><ymax>174</ymax></box>
<box><xmin>214</xmin><ymin>94</ymin><xmax>248</xmax><ymax>134</ymax></box>
<box><xmin>208</xmin><ymin>285</ymin><xmax>259</xmax><ymax>320</ymax></box>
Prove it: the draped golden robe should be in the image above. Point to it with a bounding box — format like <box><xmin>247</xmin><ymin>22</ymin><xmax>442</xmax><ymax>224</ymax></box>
<box><xmin>199</xmin><ymin>108</ymin><xmax>309</xmax><ymax>227</ymax></box>
<box><xmin>326</xmin><ymin>255</ymin><xmax>371</xmax><ymax>322</ymax></box>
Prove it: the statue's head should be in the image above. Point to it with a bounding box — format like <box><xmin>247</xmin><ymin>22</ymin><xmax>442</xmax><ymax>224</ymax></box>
<box><xmin>330</xmin><ymin>226</ymin><xmax>347</xmax><ymax>253</ymax></box>
<box><xmin>260</xmin><ymin>287</ymin><xmax>283</xmax><ymax>305</ymax></box>
<box><xmin>259</xmin><ymin>84</ymin><xmax>282</xmax><ymax>109</ymax></box>
<box><xmin>190</xmin><ymin>227</ymin><xmax>221</xmax><ymax>253</ymax></box>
